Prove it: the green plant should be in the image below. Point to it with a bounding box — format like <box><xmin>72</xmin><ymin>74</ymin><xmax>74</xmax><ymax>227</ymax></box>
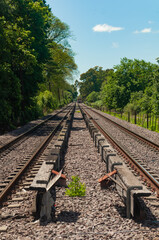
<box><xmin>65</xmin><ymin>176</ymin><xmax>86</xmax><ymax>197</ymax></box>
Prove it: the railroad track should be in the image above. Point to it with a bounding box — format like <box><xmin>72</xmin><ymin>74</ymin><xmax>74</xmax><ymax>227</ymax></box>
<box><xmin>0</xmin><ymin>104</ymin><xmax>73</xmax><ymax>155</ymax></box>
<box><xmin>1</xmin><ymin>104</ymin><xmax>158</xmax><ymax>239</ymax></box>
<box><xmin>79</xmin><ymin>104</ymin><xmax>159</xmax><ymax>197</ymax></box>
<box><xmin>0</xmin><ymin>104</ymin><xmax>75</xmax><ymax>206</ymax></box>
<box><xmin>0</xmin><ymin>105</ymin><xmax>74</xmax><ymax>183</ymax></box>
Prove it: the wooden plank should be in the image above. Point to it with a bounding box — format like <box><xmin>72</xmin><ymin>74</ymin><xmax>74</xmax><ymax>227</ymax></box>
<box><xmin>46</xmin><ymin>170</ymin><xmax>62</xmax><ymax>191</ymax></box>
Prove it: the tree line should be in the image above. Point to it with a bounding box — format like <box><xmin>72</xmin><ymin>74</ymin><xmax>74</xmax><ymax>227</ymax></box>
<box><xmin>0</xmin><ymin>0</ymin><xmax>77</xmax><ymax>133</ymax></box>
<box><xmin>78</xmin><ymin>57</ymin><xmax>159</xmax><ymax>119</ymax></box>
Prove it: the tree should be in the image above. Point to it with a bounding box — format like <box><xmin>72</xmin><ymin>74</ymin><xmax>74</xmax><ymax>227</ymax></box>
<box><xmin>11</xmin><ymin>0</ymin><xmax>51</xmax><ymax>117</ymax></box>
<box><xmin>101</xmin><ymin>80</ymin><xmax>127</xmax><ymax>111</ymax></box>
<box><xmin>42</xmin><ymin>14</ymin><xmax>77</xmax><ymax>103</ymax></box>
<box><xmin>37</xmin><ymin>90</ymin><xmax>57</xmax><ymax>114</ymax></box>
<box><xmin>86</xmin><ymin>91</ymin><xmax>99</xmax><ymax>103</ymax></box>
<box><xmin>151</xmin><ymin>69</ymin><xmax>159</xmax><ymax>114</ymax></box>
<box><xmin>0</xmin><ymin>0</ymin><xmax>77</xmax><ymax>132</ymax></box>
<box><xmin>124</xmin><ymin>91</ymin><xmax>143</xmax><ymax>121</ymax></box>
<box><xmin>79</xmin><ymin>67</ymin><xmax>113</xmax><ymax>100</ymax></box>
<box><xmin>100</xmin><ymin>58</ymin><xmax>158</xmax><ymax>111</ymax></box>
<box><xmin>48</xmin><ymin>15</ymin><xmax>72</xmax><ymax>47</ymax></box>
<box><xmin>113</xmin><ymin>58</ymin><xmax>157</xmax><ymax>104</ymax></box>
<box><xmin>0</xmin><ymin>0</ymin><xmax>22</xmax><ymax>129</ymax></box>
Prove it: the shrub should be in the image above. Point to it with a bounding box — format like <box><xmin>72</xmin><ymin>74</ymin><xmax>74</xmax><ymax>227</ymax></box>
<box><xmin>36</xmin><ymin>90</ymin><xmax>58</xmax><ymax>114</ymax></box>
<box><xmin>65</xmin><ymin>176</ymin><xmax>86</xmax><ymax>197</ymax></box>
<box><xmin>91</xmin><ymin>100</ymin><xmax>103</xmax><ymax>109</ymax></box>
<box><xmin>86</xmin><ymin>91</ymin><xmax>99</xmax><ymax>103</ymax></box>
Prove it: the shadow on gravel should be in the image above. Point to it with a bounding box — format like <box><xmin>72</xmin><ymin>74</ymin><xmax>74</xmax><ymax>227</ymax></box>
<box><xmin>4</xmin><ymin>114</ymin><xmax>56</xmax><ymax>136</ymax></box>
<box><xmin>115</xmin><ymin>204</ymin><xmax>159</xmax><ymax>229</ymax></box>
<box><xmin>71</xmin><ymin>127</ymin><xmax>86</xmax><ymax>131</ymax></box>
<box><xmin>5</xmin><ymin>115</ymin><xmax>64</xmax><ymax>137</ymax></box>
<box><xmin>56</xmin><ymin>210</ymin><xmax>81</xmax><ymax>223</ymax></box>
<box><xmin>115</xmin><ymin>204</ymin><xmax>127</xmax><ymax>218</ymax></box>
<box><xmin>73</xmin><ymin>117</ymin><xmax>83</xmax><ymax>121</ymax></box>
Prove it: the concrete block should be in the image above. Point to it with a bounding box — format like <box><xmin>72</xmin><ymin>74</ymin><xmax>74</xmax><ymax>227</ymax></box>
<box><xmin>61</xmin><ymin>129</ymin><xmax>69</xmax><ymax>141</ymax></box>
<box><xmin>45</xmin><ymin>155</ymin><xmax>58</xmax><ymax>165</ymax></box>
<box><xmin>97</xmin><ymin>139</ymin><xmax>105</xmax><ymax>153</ymax></box>
<box><xmin>58</xmin><ymin>135</ymin><xmax>65</xmax><ymax>141</ymax></box>
<box><xmin>102</xmin><ymin>146</ymin><xmax>117</xmax><ymax>170</ymax></box>
<box><xmin>88</xmin><ymin>124</ymin><xmax>94</xmax><ymax>133</ymax></box>
<box><xmin>90</xmin><ymin>127</ymin><xmax>98</xmax><ymax>138</ymax></box>
<box><xmin>94</xmin><ymin>133</ymin><xmax>101</xmax><ymax>146</ymax></box>
<box><xmin>109</xmin><ymin>160</ymin><xmax>151</xmax><ymax>218</ymax></box>
<box><xmin>99</xmin><ymin>141</ymin><xmax>110</xmax><ymax>160</ymax></box>
<box><xmin>54</xmin><ymin>140</ymin><xmax>64</xmax><ymax>149</ymax></box>
<box><xmin>92</xmin><ymin>129</ymin><xmax>99</xmax><ymax>140</ymax></box>
<box><xmin>30</xmin><ymin>162</ymin><xmax>53</xmax><ymax>191</ymax></box>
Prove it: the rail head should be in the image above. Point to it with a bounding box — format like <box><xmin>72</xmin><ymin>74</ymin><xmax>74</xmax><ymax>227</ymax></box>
<box><xmin>0</xmin><ymin>105</ymin><xmax>75</xmax><ymax>205</ymax></box>
<box><xmin>80</xmin><ymin>105</ymin><xmax>159</xmax><ymax>197</ymax></box>
<box><xmin>0</xmin><ymin>104</ymin><xmax>75</xmax><ymax>154</ymax></box>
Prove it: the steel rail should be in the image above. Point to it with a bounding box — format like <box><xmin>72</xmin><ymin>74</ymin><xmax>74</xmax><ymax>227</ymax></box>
<box><xmin>0</xmin><ymin>105</ymin><xmax>74</xmax><ymax>205</ymax></box>
<box><xmin>81</xmin><ymin>105</ymin><xmax>159</xmax><ymax>197</ymax></box>
<box><xmin>0</xmin><ymin>104</ymin><xmax>72</xmax><ymax>154</ymax></box>
<box><xmin>83</xmin><ymin>104</ymin><xmax>159</xmax><ymax>151</ymax></box>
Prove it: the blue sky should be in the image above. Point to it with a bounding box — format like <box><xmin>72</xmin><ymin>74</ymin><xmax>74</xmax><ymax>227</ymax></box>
<box><xmin>46</xmin><ymin>0</ymin><xmax>159</xmax><ymax>80</ymax></box>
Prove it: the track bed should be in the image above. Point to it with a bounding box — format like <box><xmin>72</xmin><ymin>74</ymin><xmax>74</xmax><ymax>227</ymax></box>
<box><xmin>0</xmin><ymin>106</ymin><xmax>159</xmax><ymax>239</ymax></box>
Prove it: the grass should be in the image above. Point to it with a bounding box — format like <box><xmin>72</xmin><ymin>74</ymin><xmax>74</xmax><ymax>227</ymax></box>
<box><xmin>103</xmin><ymin>110</ymin><xmax>159</xmax><ymax>133</ymax></box>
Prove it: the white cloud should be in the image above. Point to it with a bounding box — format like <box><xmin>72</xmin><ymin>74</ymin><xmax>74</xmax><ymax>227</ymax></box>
<box><xmin>93</xmin><ymin>24</ymin><xmax>124</xmax><ymax>33</ymax></box>
<box><xmin>141</xmin><ymin>28</ymin><xmax>151</xmax><ymax>33</ymax></box>
<box><xmin>148</xmin><ymin>20</ymin><xmax>153</xmax><ymax>24</ymax></box>
<box><xmin>112</xmin><ymin>42</ymin><xmax>119</xmax><ymax>48</ymax></box>
<box><xmin>134</xmin><ymin>28</ymin><xmax>151</xmax><ymax>34</ymax></box>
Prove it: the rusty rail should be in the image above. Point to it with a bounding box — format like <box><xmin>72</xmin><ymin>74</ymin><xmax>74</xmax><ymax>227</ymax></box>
<box><xmin>0</xmin><ymin>105</ymin><xmax>75</xmax><ymax>205</ymax></box>
<box><xmin>0</xmin><ymin>104</ymin><xmax>73</xmax><ymax>154</ymax></box>
<box><xmin>80</xmin><ymin>105</ymin><xmax>159</xmax><ymax>197</ymax></box>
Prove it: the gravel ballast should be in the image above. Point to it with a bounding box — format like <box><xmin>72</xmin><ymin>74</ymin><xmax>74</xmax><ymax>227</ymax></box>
<box><xmin>0</xmin><ymin>111</ymin><xmax>67</xmax><ymax>182</ymax></box>
<box><xmin>1</xmin><ymin>109</ymin><xmax>158</xmax><ymax>240</ymax></box>
<box><xmin>94</xmin><ymin>107</ymin><xmax>159</xmax><ymax>146</ymax></box>
<box><xmin>84</xmin><ymin>106</ymin><xmax>159</xmax><ymax>177</ymax></box>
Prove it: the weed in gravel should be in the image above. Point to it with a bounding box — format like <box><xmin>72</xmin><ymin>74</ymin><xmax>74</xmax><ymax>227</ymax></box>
<box><xmin>65</xmin><ymin>176</ymin><xmax>86</xmax><ymax>197</ymax></box>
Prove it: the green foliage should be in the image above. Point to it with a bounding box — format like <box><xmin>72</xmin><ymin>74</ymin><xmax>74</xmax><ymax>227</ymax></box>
<box><xmin>37</xmin><ymin>90</ymin><xmax>58</xmax><ymax>114</ymax></box>
<box><xmin>65</xmin><ymin>176</ymin><xmax>86</xmax><ymax>197</ymax></box>
<box><xmin>151</xmin><ymin>68</ymin><xmax>159</xmax><ymax>114</ymax></box>
<box><xmin>79</xmin><ymin>67</ymin><xmax>113</xmax><ymax>101</ymax></box>
<box><xmin>69</xmin><ymin>84</ymin><xmax>78</xmax><ymax>100</ymax></box>
<box><xmin>79</xmin><ymin>58</ymin><xmax>159</xmax><ymax>134</ymax></box>
<box><xmin>0</xmin><ymin>0</ymin><xmax>77</xmax><ymax>132</ymax></box>
<box><xmin>0</xmin><ymin>0</ymin><xmax>51</xmax><ymax>131</ymax></box>
<box><xmin>124</xmin><ymin>91</ymin><xmax>143</xmax><ymax>114</ymax></box>
<box><xmin>86</xmin><ymin>91</ymin><xmax>99</xmax><ymax>103</ymax></box>
<box><xmin>63</xmin><ymin>90</ymin><xmax>73</xmax><ymax>104</ymax></box>
<box><xmin>97</xmin><ymin>58</ymin><xmax>158</xmax><ymax>112</ymax></box>
<box><xmin>90</xmin><ymin>100</ymin><xmax>103</xmax><ymax>109</ymax></box>
<box><xmin>43</xmin><ymin>41</ymin><xmax>77</xmax><ymax>103</ymax></box>
<box><xmin>48</xmin><ymin>15</ymin><xmax>71</xmax><ymax>47</ymax></box>
<box><xmin>111</xmin><ymin>58</ymin><xmax>157</xmax><ymax>110</ymax></box>
<box><xmin>101</xmin><ymin>80</ymin><xmax>127</xmax><ymax>111</ymax></box>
